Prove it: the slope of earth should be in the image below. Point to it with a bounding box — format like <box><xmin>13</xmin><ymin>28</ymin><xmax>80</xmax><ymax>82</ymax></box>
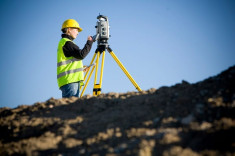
<box><xmin>0</xmin><ymin>65</ymin><xmax>235</xmax><ymax>156</ymax></box>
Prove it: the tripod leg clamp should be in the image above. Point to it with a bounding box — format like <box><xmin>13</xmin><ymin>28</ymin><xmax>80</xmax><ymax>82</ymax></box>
<box><xmin>107</xmin><ymin>46</ymin><xmax>112</xmax><ymax>53</ymax></box>
<box><xmin>93</xmin><ymin>84</ymin><xmax>101</xmax><ymax>96</ymax></box>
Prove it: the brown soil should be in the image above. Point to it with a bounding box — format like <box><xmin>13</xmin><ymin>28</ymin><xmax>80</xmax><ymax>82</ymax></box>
<box><xmin>0</xmin><ymin>66</ymin><xmax>235</xmax><ymax>156</ymax></box>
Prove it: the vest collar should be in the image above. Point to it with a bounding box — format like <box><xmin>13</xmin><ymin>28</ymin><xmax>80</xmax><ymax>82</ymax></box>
<box><xmin>61</xmin><ymin>34</ymin><xmax>74</xmax><ymax>41</ymax></box>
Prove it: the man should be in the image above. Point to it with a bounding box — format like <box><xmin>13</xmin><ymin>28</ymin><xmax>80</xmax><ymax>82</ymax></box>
<box><xmin>57</xmin><ymin>19</ymin><xmax>93</xmax><ymax>98</ymax></box>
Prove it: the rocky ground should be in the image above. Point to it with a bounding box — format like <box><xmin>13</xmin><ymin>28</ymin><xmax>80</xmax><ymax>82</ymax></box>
<box><xmin>0</xmin><ymin>65</ymin><xmax>235</xmax><ymax>156</ymax></box>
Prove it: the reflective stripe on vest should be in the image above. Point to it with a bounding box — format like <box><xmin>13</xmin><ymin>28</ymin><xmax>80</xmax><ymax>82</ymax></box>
<box><xmin>57</xmin><ymin>68</ymin><xmax>83</xmax><ymax>79</ymax></box>
<box><xmin>57</xmin><ymin>58</ymin><xmax>81</xmax><ymax>67</ymax></box>
<box><xmin>57</xmin><ymin>38</ymin><xmax>84</xmax><ymax>88</ymax></box>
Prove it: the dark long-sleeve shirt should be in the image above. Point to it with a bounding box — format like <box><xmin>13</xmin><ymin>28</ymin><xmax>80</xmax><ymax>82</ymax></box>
<box><xmin>61</xmin><ymin>34</ymin><xmax>93</xmax><ymax>60</ymax></box>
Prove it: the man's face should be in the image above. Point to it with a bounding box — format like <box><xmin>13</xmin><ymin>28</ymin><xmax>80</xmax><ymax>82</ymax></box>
<box><xmin>68</xmin><ymin>28</ymin><xmax>79</xmax><ymax>39</ymax></box>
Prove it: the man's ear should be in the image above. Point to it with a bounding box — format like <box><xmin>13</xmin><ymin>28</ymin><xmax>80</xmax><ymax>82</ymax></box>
<box><xmin>67</xmin><ymin>28</ymin><xmax>72</xmax><ymax>35</ymax></box>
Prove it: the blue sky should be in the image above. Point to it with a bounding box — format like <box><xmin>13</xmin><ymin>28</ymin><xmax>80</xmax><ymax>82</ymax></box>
<box><xmin>0</xmin><ymin>0</ymin><xmax>234</xmax><ymax>108</ymax></box>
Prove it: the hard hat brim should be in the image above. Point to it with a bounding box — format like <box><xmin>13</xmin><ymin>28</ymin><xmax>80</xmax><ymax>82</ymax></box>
<box><xmin>78</xmin><ymin>27</ymin><xmax>82</xmax><ymax>32</ymax></box>
<box><xmin>61</xmin><ymin>27</ymin><xmax>83</xmax><ymax>32</ymax></box>
<box><xmin>69</xmin><ymin>27</ymin><xmax>83</xmax><ymax>32</ymax></box>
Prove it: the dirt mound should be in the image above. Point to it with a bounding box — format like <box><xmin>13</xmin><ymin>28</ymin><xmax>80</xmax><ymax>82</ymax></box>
<box><xmin>1</xmin><ymin>65</ymin><xmax>235</xmax><ymax>156</ymax></box>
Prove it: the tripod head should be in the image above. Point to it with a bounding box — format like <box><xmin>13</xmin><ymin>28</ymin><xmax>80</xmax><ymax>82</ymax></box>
<box><xmin>93</xmin><ymin>14</ymin><xmax>110</xmax><ymax>47</ymax></box>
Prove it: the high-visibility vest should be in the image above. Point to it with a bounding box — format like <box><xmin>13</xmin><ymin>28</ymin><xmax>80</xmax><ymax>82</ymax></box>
<box><xmin>57</xmin><ymin>38</ymin><xmax>84</xmax><ymax>88</ymax></box>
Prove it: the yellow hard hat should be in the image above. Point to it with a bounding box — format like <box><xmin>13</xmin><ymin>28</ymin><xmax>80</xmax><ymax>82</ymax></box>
<box><xmin>61</xmin><ymin>19</ymin><xmax>83</xmax><ymax>32</ymax></box>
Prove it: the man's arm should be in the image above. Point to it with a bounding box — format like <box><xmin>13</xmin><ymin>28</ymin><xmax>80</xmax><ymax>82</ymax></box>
<box><xmin>63</xmin><ymin>40</ymin><xmax>93</xmax><ymax>59</ymax></box>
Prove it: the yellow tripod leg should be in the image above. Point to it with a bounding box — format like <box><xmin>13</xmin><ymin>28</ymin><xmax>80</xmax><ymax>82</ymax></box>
<box><xmin>93</xmin><ymin>51</ymin><xmax>101</xmax><ymax>96</ymax></box>
<box><xmin>80</xmin><ymin>52</ymin><xmax>98</xmax><ymax>97</ymax></box>
<box><xmin>80</xmin><ymin>52</ymin><xmax>97</xmax><ymax>91</ymax></box>
<box><xmin>99</xmin><ymin>51</ymin><xmax>105</xmax><ymax>87</ymax></box>
<box><xmin>109</xmin><ymin>51</ymin><xmax>142</xmax><ymax>92</ymax></box>
<box><xmin>84</xmin><ymin>53</ymin><xmax>97</xmax><ymax>81</ymax></box>
<box><xmin>94</xmin><ymin>51</ymin><xmax>100</xmax><ymax>86</ymax></box>
<box><xmin>93</xmin><ymin>50</ymin><xmax>106</xmax><ymax>96</ymax></box>
<box><xmin>80</xmin><ymin>65</ymin><xmax>96</xmax><ymax>98</ymax></box>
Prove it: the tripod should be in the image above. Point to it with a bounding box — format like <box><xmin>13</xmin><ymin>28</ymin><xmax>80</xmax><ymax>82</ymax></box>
<box><xmin>79</xmin><ymin>42</ymin><xmax>142</xmax><ymax>98</ymax></box>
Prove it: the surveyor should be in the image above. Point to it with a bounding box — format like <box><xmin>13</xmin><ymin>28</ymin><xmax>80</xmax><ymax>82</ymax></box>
<box><xmin>57</xmin><ymin>19</ymin><xmax>93</xmax><ymax>98</ymax></box>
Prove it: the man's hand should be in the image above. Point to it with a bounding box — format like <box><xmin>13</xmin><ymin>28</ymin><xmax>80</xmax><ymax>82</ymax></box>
<box><xmin>83</xmin><ymin>66</ymin><xmax>91</xmax><ymax>72</ymax></box>
<box><xmin>88</xmin><ymin>36</ymin><xmax>93</xmax><ymax>41</ymax></box>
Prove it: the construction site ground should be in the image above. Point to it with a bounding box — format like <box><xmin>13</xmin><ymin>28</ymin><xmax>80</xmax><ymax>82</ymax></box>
<box><xmin>0</xmin><ymin>65</ymin><xmax>235</xmax><ymax>156</ymax></box>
